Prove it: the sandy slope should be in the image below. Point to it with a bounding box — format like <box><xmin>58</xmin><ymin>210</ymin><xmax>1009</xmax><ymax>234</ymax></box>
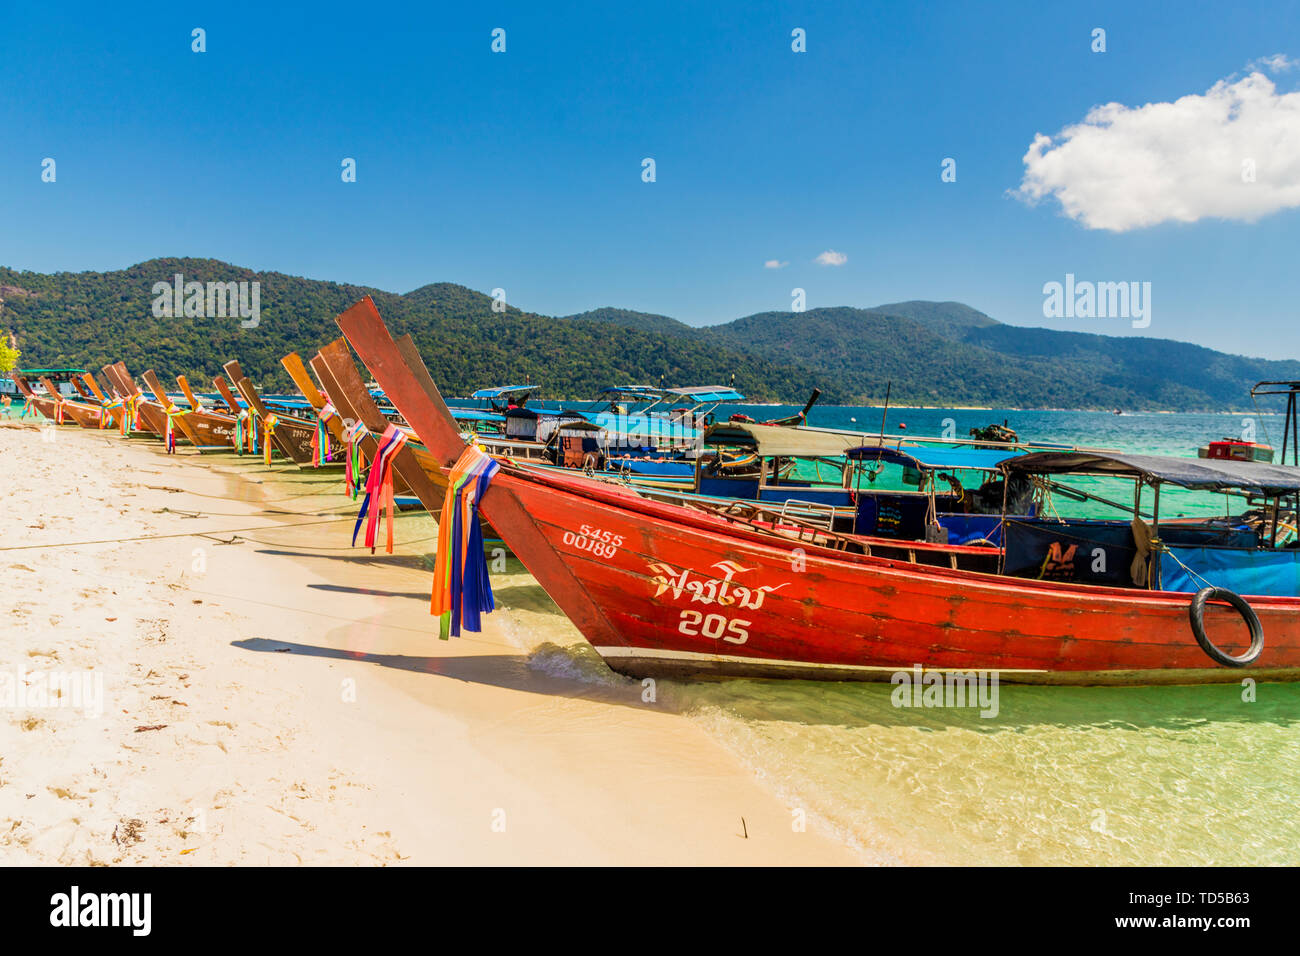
<box><xmin>0</xmin><ymin>420</ymin><xmax>855</xmax><ymax>865</ymax></box>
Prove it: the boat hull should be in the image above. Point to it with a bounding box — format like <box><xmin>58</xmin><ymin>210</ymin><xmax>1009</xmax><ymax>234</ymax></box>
<box><xmin>184</xmin><ymin>409</ymin><xmax>238</xmax><ymax>448</ymax></box>
<box><xmin>486</xmin><ymin>467</ymin><xmax>1300</xmax><ymax>684</ymax></box>
<box><xmin>58</xmin><ymin>400</ymin><xmax>106</xmax><ymax>428</ymax></box>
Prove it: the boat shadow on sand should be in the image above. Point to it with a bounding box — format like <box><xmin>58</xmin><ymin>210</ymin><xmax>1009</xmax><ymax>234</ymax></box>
<box><xmin>231</xmin><ymin>638</ymin><xmax>642</xmax><ymax>708</ymax></box>
<box><xmin>230</xmin><ymin>637</ymin><xmax>1300</xmax><ymax>735</ymax></box>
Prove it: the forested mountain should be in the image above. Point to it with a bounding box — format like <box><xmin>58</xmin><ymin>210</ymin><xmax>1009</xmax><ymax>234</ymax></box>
<box><xmin>704</xmin><ymin>306</ymin><xmax>1300</xmax><ymax>409</ymax></box>
<box><xmin>0</xmin><ymin>259</ymin><xmax>822</xmax><ymax>400</ymax></box>
<box><xmin>560</xmin><ymin>307</ymin><xmax>694</xmax><ymax>337</ymax></box>
<box><xmin>1</xmin><ymin>257</ymin><xmax>1295</xmax><ymax>409</ymax></box>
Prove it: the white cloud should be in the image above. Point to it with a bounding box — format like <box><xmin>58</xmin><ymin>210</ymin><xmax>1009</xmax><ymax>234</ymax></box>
<box><xmin>763</xmin><ymin>259</ymin><xmax>788</xmax><ymax>269</ymax></box>
<box><xmin>814</xmin><ymin>249</ymin><xmax>847</xmax><ymax>266</ymax></box>
<box><xmin>1013</xmin><ymin>70</ymin><xmax>1300</xmax><ymax>231</ymax></box>
<box><xmin>1250</xmin><ymin>53</ymin><xmax>1296</xmax><ymax>74</ymax></box>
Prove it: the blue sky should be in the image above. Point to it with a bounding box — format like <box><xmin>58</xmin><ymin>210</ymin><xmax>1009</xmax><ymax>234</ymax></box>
<box><xmin>3</xmin><ymin>0</ymin><xmax>1300</xmax><ymax>357</ymax></box>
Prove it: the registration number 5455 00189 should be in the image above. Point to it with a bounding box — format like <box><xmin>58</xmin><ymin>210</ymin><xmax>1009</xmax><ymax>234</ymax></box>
<box><xmin>562</xmin><ymin>524</ymin><xmax>624</xmax><ymax>560</ymax></box>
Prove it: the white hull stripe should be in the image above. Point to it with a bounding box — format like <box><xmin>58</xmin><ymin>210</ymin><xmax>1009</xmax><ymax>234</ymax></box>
<box><xmin>590</xmin><ymin>646</ymin><xmax>1047</xmax><ymax>674</ymax></box>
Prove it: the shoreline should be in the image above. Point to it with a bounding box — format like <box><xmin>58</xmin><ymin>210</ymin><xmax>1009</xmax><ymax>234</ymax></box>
<box><xmin>0</xmin><ymin>423</ymin><xmax>857</xmax><ymax>865</ymax></box>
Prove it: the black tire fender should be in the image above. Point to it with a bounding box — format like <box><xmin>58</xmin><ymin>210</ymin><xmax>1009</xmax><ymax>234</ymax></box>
<box><xmin>1189</xmin><ymin>587</ymin><xmax>1264</xmax><ymax>667</ymax></box>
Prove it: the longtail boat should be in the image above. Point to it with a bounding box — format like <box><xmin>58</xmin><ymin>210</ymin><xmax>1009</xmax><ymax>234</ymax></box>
<box><xmin>221</xmin><ymin>360</ymin><xmax>317</xmax><ymax>464</ymax></box>
<box><xmin>109</xmin><ymin>363</ymin><xmax>168</xmax><ymax>437</ymax></box>
<box><xmin>311</xmin><ymin>339</ymin><xmax>447</xmax><ymax>510</ymax></box>
<box><xmin>97</xmin><ymin>365</ymin><xmax>153</xmax><ymax>437</ymax></box>
<box><xmin>337</xmin><ymin>296</ymin><xmax>1300</xmax><ymax>685</ymax></box>
<box><xmin>11</xmin><ymin>374</ymin><xmax>61</xmax><ymax>422</ymax></box>
<box><xmin>139</xmin><ymin>369</ymin><xmax>201</xmax><ymax>451</ymax></box>
<box><xmin>47</xmin><ymin>375</ymin><xmax>104</xmax><ymax>427</ymax></box>
<box><xmin>63</xmin><ymin>374</ymin><xmax>110</xmax><ymax>427</ymax></box>
<box><xmin>281</xmin><ymin>352</ymin><xmax>347</xmax><ymax>462</ymax></box>
<box><xmin>211</xmin><ymin>375</ymin><xmax>243</xmax><ymax>415</ymax></box>
<box><xmin>173</xmin><ymin>374</ymin><xmax>238</xmax><ymax>448</ymax></box>
<box><xmin>81</xmin><ymin>372</ymin><xmax>127</xmax><ymax>431</ymax></box>
<box><xmin>8</xmin><ymin>369</ymin><xmax>93</xmax><ymax>424</ymax></box>
<box><xmin>284</xmin><ymin>346</ymin><xmax>442</xmax><ymax>511</ymax></box>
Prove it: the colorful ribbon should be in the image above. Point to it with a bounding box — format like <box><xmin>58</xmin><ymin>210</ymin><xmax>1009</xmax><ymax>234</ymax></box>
<box><xmin>117</xmin><ymin>396</ymin><xmax>134</xmax><ymax>435</ymax></box>
<box><xmin>235</xmin><ymin>410</ymin><xmax>258</xmax><ymax>455</ymax></box>
<box><xmin>262</xmin><ymin>414</ymin><xmax>280</xmax><ymax>465</ymax></box>
<box><xmin>431</xmin><ymin>444</ymin><xmax>500</xmax><ymax>638</ymax></box>
<box><xmin>312</xmin><ymin>403</ymin><xmax>338</xmax><ymax>468</ymax></box>
<box><xmin>99</xmin><ymin>398</ymin><xmax>121</xmax><ymax>430</ymax></box>
<box><xmin>342</xmin><ymin>420</ymin><xmax>368</xmax><ymax>498</ymax></box>
<box><xmin>351</xmin><ymin>424</ymin><xmax>407</xmax><ymax>553</ymax></box>
<box><xmin>164</xmin><ymin>404</ymin><xmax>185</xmax><ymax>454</ymax></box>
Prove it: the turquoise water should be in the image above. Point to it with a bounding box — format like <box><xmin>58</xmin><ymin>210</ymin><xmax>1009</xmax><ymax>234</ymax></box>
<box><xmin>722</xmin><ymin>403</ymin><xmax>1287</xmax><ymax>458</ymax></box>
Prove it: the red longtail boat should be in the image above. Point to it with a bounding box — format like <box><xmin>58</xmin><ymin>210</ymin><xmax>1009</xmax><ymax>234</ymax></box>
<box><xmin>336</xmin><ymin>296</ymin><xmax>1300</xmax><ymax>686</ymax></box>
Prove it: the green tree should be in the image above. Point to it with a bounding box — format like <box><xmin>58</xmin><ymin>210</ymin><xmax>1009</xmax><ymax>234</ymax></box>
<box><xmin>0</xmin><ymin>332</ymin><xmax>18</xmax><ymax>373</ymax></box>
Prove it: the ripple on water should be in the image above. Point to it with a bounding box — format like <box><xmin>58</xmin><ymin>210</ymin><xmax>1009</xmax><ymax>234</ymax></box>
<box><xmin>672</xmin><ymin>678</ymin><xmax>1300</xmax><ymax>865</ymax></box>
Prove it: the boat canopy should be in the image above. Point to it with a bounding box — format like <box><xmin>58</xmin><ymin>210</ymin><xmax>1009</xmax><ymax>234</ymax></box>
<box><xmin>449</xmin><ymin>408</ymin><xmax>507</xmax><ymax>423</ymax></box>
<box><xmin>599</xmin><ymin>385</ymin><xmax>661</xmax><ymax>398</ymax></box>
<box><xmin>664</xmin><ymin>385</ymin><xmax>745</xmax><ymax>402</ymax></box>
<box><xmin>471</xmin><ymin>385</ymin><xmax>538</xmax><ymax>400</ymax></box>
<box><xmin>1002</xmin><ymin>451</ymin><xmax>1300</xmax><ymax>496</ymax></box>
<box><xmin>846</xmin><ymin>445</ymin><xmax>1023</xmax><ymax>472</ymax></box>
<box><xmin>599</xmin><ymin>385</ymin><xmax>746</xmax><ymax>403</ymax></box>
<box><xmin>706</xmin><ymin>421</ymin><xmax>884</xmax><ymax>458</ymax></box>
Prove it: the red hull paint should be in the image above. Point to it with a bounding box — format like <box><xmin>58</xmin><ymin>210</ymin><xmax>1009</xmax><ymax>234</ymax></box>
<box><xmin>335</xmin><ymin>297</ymin><xmax>1300</xmax><ymax>685</ymax></box>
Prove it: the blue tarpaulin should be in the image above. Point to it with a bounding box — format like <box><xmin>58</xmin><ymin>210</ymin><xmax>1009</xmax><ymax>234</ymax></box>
<box><xmin>847</xmin><ymin>444</ymin><xmax>1023</xmax><ymax>471</ymax></box>
<box><xmin>1161</xmin><ymin>546</ymin><xmax>1300</xmax><ymax>597</ymax></box>
<box><xmin>470</xmin><ymin>385</ymin><xmax>537</xmax><ymax>399</ymax></box>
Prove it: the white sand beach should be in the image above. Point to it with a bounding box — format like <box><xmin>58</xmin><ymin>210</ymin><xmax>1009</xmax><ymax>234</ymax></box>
<box><xmin>0</xmin><ymin>420</ymin><xmax>856</xmax><ymax>865</ymax></box>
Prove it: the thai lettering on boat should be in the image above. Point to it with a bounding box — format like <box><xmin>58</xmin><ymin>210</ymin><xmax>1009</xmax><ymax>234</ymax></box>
<box><xmin>647</xmin><ymin>560</ymin><xmax>788</xmax><ymax>609</ymax></box>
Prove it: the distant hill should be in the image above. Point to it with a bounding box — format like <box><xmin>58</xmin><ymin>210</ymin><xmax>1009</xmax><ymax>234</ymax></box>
<box><xmin>867</xmin><ymin>300</ymin><xmax>1001</xmax><ymax>337</ymax></box>
<box><xmin>0</xmin><ymin>258</ymin><xmax>1295</xmax><ymax>410</ymax></box>
<box><xmin>703</xmin><ymin>304</ymin><xmax>1300</xmax><ymax>410</ymax></box>
<box><xmin>0</xmin><ymin>259</ymin><xmax>821</xmax><ymax>400</ymax></box>
<box><xmin>561</xmin><ymin>307</ymin><xmax>694</xmax><ymax>337</ymax></box>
